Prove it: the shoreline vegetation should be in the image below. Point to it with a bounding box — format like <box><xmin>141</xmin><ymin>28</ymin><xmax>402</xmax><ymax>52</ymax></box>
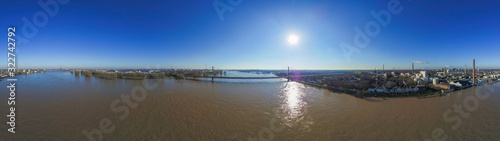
<box><xmin>70</xmin><ymin>69</ymin><xmax>224</xmax><ymax>80</ymax></box>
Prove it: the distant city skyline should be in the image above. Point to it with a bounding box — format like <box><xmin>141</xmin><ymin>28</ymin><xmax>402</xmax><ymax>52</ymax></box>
<box><xmin>1</xmin><ymin>0</ymin><xmax>499</xmax><ymax>70</ymax></box>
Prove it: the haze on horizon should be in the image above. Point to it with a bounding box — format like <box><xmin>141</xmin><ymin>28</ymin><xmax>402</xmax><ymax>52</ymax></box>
<box><xmin>1</xmin><ymin>0</ymin><xmax>499</xmax><ymax>70</ymax></box>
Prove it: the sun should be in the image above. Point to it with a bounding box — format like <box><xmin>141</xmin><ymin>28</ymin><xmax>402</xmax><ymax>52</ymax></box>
<box><xmin>287</xmin><ymin>34</ymin><xmax>299</xmax><ymax>45</ymax></box>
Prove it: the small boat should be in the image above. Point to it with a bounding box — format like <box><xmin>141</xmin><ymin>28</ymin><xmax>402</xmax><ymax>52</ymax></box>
<box><xmin>442</xmin><ymin>89</ymin><xmax>454</xmax><ymax>93</ymax></box>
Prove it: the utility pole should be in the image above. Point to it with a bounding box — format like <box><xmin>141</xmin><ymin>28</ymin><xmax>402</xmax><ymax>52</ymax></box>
<box><xmin>212</xmin><ymin>66</ymin><xmax>214</xmax><ymax>83</ymax></box>
<box><xmin>464</xmin><ymin>64</ymin><xmax>466</xmax><ymax>75</ymax></box>
<box><xmin>383</xmin><ymin>64</ymin><xmax>384</xmax><ymax>71</ymax></box>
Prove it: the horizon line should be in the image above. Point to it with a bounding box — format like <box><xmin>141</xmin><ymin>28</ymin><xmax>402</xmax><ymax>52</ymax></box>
<box><xmin>4</xmin><ymin>67</ymin><xmax>500</xmax><ymax>71</ymax></box>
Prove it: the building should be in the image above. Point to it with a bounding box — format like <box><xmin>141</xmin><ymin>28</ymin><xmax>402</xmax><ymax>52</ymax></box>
<box><xmin>420</xmin><ymin>71</ymin><xmax>427</xmax><ymax>78</ymax></box>
<box><xmin>448</xmin><ymin>80</ymin><xmax>471</xmax><ymax>89</ymax></box>
<box><xmin>436</xmin><ymin>84</ymin><xmax>453</xmax><ymax>90</ymax></box>
<box><xmin>448</xmin><ymin>81</ymin><xmax>463</xmax><ymax>87</ymax></box>
<box><xmin>432</xmin><ymin>78</ymin><xmax>439</xmax><ymax>85</ymax></box>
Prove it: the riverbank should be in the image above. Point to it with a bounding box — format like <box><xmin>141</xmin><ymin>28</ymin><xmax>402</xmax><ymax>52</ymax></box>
<box><xmin>298</xmin><ymin>80</ymin><xmax>500</xmax><ymax>99</ymax></box>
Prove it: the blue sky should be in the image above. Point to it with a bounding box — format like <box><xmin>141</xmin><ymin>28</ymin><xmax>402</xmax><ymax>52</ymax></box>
<box><xmin>1</xmin><ymin>0</ymin><xmax>499</xmax><ymax>70</ymax></box>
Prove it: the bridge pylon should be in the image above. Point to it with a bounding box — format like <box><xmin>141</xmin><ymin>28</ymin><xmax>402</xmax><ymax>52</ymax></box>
<box><xmin>288</xmin><ymin>66</ymin><xmax>290</xmax><ymax>82</ymax></box>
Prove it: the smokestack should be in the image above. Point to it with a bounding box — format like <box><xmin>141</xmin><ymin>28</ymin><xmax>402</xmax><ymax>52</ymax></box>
<box><xmin>412</xmin><ymin>62</ymin><xmax>414</xmax><ymax>75</ymax></box>
<box><xmin>473</xmin><ymin>59</ymin><xmax>475</xmax><ymax>84</ymax></box>
<box><xmin>464</xmin><ymin>64</ymin><xmax>466</xmax><ymax>74</ymax></box>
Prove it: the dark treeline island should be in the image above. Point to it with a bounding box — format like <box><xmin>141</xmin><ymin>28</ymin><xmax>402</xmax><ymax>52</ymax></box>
<box><xmin>70</xmin><ymin>69</ymin><xmax>224</xmax><ymax>80</ymax></box>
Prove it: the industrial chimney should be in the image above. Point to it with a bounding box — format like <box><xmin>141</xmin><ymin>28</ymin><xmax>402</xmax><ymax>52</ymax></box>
<box><xmin>412</xmin><ymin>62</ymin><xmax>414</xmax><ymax>75</ymax></box>
<box><xmin>473</xmin><ymin>59</ymin><xmax>475</xmax><ymax>84</ymax></box>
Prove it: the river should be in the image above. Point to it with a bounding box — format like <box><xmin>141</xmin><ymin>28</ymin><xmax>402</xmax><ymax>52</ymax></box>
<box><xmin>1</xmin><ymin>71</ymin><xmax>499</xmax><ymax>140</ymax></box>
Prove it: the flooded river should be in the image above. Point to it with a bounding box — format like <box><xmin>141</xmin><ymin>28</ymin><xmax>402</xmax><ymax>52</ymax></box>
<box><xmin>1</xmin><ymin>71</ymin><xmax>499</xmax><ymax>140</ymax></box>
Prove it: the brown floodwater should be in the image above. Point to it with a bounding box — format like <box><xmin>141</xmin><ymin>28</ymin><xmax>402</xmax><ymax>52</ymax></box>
<box><xmin>1</xmin><ymin>71</ymin><xmax>499</xmax><ymax>140</ymax></box>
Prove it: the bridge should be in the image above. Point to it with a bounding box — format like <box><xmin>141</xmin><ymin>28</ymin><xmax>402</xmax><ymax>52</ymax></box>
<box><xmin>185</xmin><ymin>66</ymin><xmax>339</xmax><ymax>83</ymax></box>
<box><xmin>189</xmin><ymin>76</ymin><xmax>285</xmax><ymax>79</ymax></box>
<box><xmin>186</xmin><ymin>66</ymin><xmax>292</xmax><ymax>83</ymax></box>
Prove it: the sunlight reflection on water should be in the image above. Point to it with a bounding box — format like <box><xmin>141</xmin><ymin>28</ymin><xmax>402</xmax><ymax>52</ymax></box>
<box><xmin>280</xmin><ymin>82</ymin><xmax>313</xmax><ymax>129</ymax></box>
